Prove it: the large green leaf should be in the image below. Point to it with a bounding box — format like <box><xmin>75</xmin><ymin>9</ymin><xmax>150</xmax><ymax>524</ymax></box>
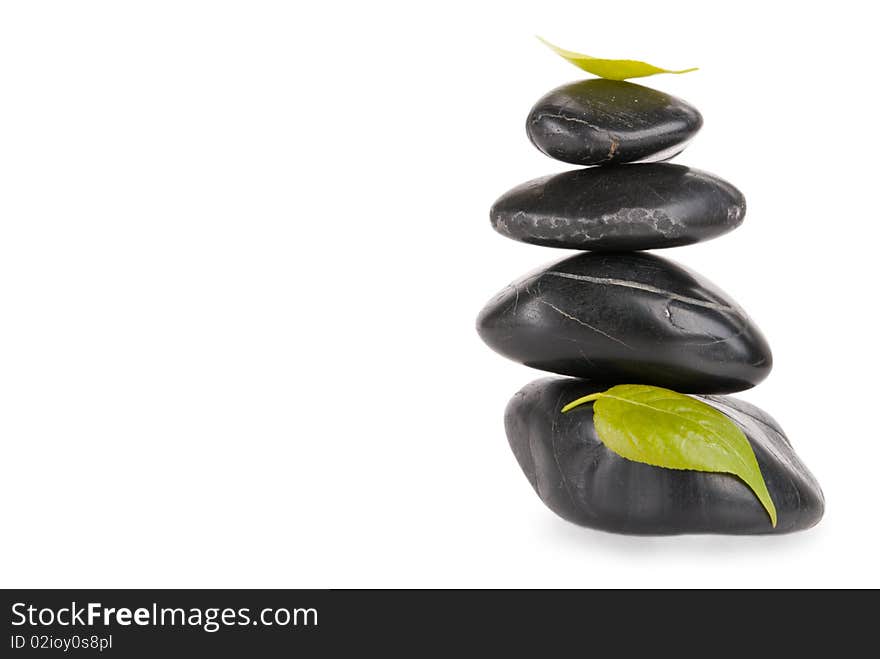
<box><xmin>562</xmin><ymin>384</ymin><xmax>777</xmax><ymax>526</ymax></box>
<box><xmin>538</xmin><ymin>37</ymin><xmax>698</xmax><ymax>81</ymax></box>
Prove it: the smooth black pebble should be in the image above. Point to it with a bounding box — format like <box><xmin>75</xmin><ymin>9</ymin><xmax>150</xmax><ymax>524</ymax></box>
<box><xmin>505</xmin><ymin>376</ymin><xmax>824</xmax><ymax>535</ymax></box>
<box><xmin>527</xmin><ymin>79</ymin><xmax>702</xmax><ymax>166</ymax></box>
<box><xmin>491</xmin><ymin>163</ymin><xmax>745</xmax><ymax>251</ymax></box>
<box><xmin>476</xmin><ymin>251</ymin><xmax>772</xmax><ymax>394</ymax></box>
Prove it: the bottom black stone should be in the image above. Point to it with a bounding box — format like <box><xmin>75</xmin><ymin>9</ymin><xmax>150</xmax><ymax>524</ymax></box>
<box><xmin>505</xmin><ymin>377</ymin><xmax>824</xmax><ymax>535</ymax></box>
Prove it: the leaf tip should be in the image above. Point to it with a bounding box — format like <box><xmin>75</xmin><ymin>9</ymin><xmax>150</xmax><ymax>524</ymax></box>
<box><xmin>759</xmin><ymin>491</ymin><xmax>778</xmax><ymax>528</ymax></box>
<box><xmin>535</xmin><ymin>35</ymin><xmax>564</xmax><ymax>56</ymax></box>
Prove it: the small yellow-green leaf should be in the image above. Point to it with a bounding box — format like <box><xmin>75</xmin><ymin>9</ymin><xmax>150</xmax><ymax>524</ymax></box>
<box><xmin>538</xmin><ymin>37</ymin><xmax>698</xmax><ymax>81</ymax></box>
<box><xmin>563</xmin><ymin>384</ymin><xmax>777</xmax><ymax>527</ymax></box>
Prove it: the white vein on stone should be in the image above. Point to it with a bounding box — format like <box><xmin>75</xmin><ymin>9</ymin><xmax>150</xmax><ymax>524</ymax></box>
<box><xmin>544</xmin><ymin>271</ymin><xmax>737</xmax><ymax>313</ymax></box>
<box><xmin>537</xmin><ymin>299</ymin><xmax>633</xmax><ymax>349</ymax></box>
<box><xmin>529</xmin><ymin>112</ymin><xmax>605</xmax><ymax>132</ymax></box>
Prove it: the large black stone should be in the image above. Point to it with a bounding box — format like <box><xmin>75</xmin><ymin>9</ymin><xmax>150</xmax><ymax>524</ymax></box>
<box><xmin>490</xmin><ymin>164</ymin><xmax>745</xmax><ymax>251</ymax></box>
<box><xmin>476</xmin><ymin>252</ymin><xmax>771</xmax><ymax>394</ymax></box>
<box><xmin>527</xmin><ymin>79</ymin><xmax>702</xmax><ymax>166</ymax></box>
<box><xmin>505</xmin><ymin>377</ymin><xmax>824</xmax><ymax>535</ymax></box>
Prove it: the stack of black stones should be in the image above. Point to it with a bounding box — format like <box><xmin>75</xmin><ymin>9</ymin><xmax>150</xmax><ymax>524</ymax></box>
<box><xmin>476</xmin><ymin>78</ymin><xmax>823</xmax><ymax>534</ymax></box>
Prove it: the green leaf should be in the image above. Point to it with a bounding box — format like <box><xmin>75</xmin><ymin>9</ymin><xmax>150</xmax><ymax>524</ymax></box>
<box><xmin>537</xmin><ymin>37</ymin><xmax>698</xmax><ymax>81</ymax></box>
<box><xmin>562</xmin><ymin>384</ymin><xmax>777</xmax><ymax>527</ymax></box>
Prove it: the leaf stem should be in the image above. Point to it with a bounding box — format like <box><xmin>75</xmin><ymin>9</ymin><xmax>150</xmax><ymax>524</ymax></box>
<box><xmin>561</xmin><ymin>392</ymin><xmax>605</xmax><ymax>413</ymax></box>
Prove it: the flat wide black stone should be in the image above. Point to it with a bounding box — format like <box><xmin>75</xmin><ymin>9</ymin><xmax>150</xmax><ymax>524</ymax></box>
<box><xmin>490</xmin><ymin>164</ymin><xmax>745</xmax><ymax>251</ymax></box>
<box><xmin>476</xmin><ymin>252</ymin><xmax>771</xmax><ymax>394</ymax></box>
<box><xmin>527</xmin><ymin>79</ymin><xmax>702</xmax><ymax>166</ymax></box>
<box><xmin>506</xmin><ymin>377</ymin><xmax>824</xmax><ymax>535</ymax></box>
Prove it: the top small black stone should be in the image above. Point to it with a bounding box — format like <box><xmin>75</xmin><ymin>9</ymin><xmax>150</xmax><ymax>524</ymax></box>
<box><xmin>527</xmin><ymin>79</ymin><xmax>702</xmax><ymax>166</ymax></box>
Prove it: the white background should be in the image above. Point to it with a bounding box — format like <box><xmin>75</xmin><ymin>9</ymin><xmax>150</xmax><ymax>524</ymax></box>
<box><xmin>1</xmin><ymin>1</ymin><xmax>877</xmax><ymax>588</ymax></box>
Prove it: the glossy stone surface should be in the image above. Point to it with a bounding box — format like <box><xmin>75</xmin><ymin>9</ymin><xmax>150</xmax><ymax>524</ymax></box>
<box><xmin>527</xmin><ymin>79</ymin><xmax>703</xmax><ymax>166</ymax></box>
<box><xmin>490</xmin><ymin>164</ymin><xmax>745</xmax><ymax>251</ymax></box>
<box><xmin>506</xmin><ymin>377</ymin><xmax>824</xmax><ymax>535</ymax></box>
<box><xmin>476</xmin><ymin>252</ymin><xmax>771</xmax><ymax>394</ymax></box>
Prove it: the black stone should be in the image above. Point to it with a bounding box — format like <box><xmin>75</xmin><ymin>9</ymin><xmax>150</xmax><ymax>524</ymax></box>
<box><xmin>506</xmin><ymin>377</ymin><xmax>824</xmax><ymax>535</ymax></box>
<box><xmin>476</xmin><ymin>252</ymin><xmax>771</xmax><ymax>394</ymax></box>
<box><xmin>490</xmin><ymin>164</ymin><xmax>745</xmax><ymax>251</ymax></box>
<box><xmin>527</xmin><ymin>79</ymin><xmax>702</xmax><ymax>166</ymax></box>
